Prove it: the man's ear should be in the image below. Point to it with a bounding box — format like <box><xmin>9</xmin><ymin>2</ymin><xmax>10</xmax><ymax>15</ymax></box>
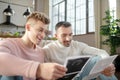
<box><xmin>25</xmin><ymin>24</ymin><xmax>30</xmax><ymax>31</ymax></box>
<box><xmin>54</xmin><ymin>33</ymin><xmax>57</xmax><ymax>38</ymax></box>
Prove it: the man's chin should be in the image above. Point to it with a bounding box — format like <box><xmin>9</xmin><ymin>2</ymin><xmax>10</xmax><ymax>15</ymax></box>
<box><xmin>65</xmin><ymin>45</ymin><xmax>70</xmax><ymax>47</ymax></box>
<box><xmin>64</xmin><ymin>42</ymin><xmax>71</xmax><ymax>47</ymax></box>
<box><xmin>64</xmin><ymin>44</ymin><xmax>70</xmax><ymax>47</ymax></box>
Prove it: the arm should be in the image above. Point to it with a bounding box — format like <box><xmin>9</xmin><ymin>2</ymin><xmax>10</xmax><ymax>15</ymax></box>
<box><xmin>83</xmin><ymin>46</ymin><xmax>116</xmax><ymax>76</ymax></box>
<box><xmin>0</xmin><ymin>40</ymin><xmax>39</xmax><ymax>79</ymax></box>
<box><xmin>0</xmin><ymin>51</ymin><xmax>67</xmax><ymax>80</ymax></box>
<box><xmin>0</xmin><ymin>41</ymin><xmax>67</xmax><ymax>80</ymax></box>
<box><xmin>81</xmin><ymin>44</ymin><xmax>109</xmax><ymax>58</ymax></box>
<box><xmin>0</xmin><ymin>51</ymin><xmax>39</xmax><ymax>79</ymax></box>
<box><xmin>77</xmin><ymin>42</ymin><xmax>115</xmax><ymax>76</ymax></box>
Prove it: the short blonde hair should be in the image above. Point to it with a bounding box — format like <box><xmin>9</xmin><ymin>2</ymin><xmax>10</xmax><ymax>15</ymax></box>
<box><xmin>27</xmin><ymin>12</ymin><xmax>50</xmax><ymax>24</ymax></box>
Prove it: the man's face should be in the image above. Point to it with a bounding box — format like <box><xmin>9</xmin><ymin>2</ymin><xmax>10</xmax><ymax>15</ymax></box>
<box><xmin>27</xmin><ymin>20</ymin><xmax>47</xmax><ymax>45</ymax></box>
<box><xmin>55</xmin><ymin>26</ymin><xmax>73</xmax><ymax>47</ymax></box>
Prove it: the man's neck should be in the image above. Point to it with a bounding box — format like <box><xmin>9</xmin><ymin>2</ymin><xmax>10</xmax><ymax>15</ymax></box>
<box><xmin>21</xmin><ymin>35</ymin><xmax>36</xmax><ymax>49</ymax></box>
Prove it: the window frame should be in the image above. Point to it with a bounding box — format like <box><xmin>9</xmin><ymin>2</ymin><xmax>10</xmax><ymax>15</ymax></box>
<box><xmin>49</xmin><ymin>0</ymin><xmax>95</xmax><ymax>35</ymax></box>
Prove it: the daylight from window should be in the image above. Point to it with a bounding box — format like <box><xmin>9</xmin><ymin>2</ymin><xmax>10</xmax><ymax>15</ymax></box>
<box><xmin>49</xmin><ymin>0</ymin><xmax>95</xmax><ymax>35</ymax></box>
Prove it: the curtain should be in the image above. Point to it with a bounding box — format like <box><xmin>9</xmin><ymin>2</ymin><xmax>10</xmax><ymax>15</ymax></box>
<box><xmin>34</xmin><ymin>0</ymin><xmax>49</xmax><ymax>16</ymax></box>
<box><xmin>94</xmin><ymin>0</ymin><xmax>110</xmax><ymax>52</ymax></box>
<box><xmin>116</xmin><ymin>0</ymin><xmax>120</xmax><ymax>23</ymax></box>
<box><xmin>116</xmin><ymin>0</ymin><xmax>120</xmax><ymax>53</ymax></box>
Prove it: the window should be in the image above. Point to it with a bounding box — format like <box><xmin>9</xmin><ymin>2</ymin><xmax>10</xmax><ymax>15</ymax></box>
<box><xmin>49</xmin><ymin>0</ymin><xmax>95</xmax><ymax>35</ymax></box>
<box><xmin>109</xmin><ymin>0</ymin><xmax>116</xmax><ymax>19</ymax></box>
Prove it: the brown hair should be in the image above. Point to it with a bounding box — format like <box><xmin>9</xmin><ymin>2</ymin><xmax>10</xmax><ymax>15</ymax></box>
<box><xmin>27</xmin><ymin>12</ymin><xmax>50</xmax><ymax>24</ymax></box>
<box><xmin>55</xmin><ymin>21</ymin><xmax>71</xmax><ymax>31</ymax></box>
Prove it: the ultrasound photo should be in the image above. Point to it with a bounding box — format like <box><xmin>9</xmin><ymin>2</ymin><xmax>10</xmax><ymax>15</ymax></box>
<box><xmin>57</xmin><ymin>56</ymin><xmax>90</xmax><ymax>80</ymax></box>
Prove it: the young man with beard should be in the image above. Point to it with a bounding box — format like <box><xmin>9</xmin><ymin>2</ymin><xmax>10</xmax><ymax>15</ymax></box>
<box><xmin>0</xmin><ymin>12</ymin><xmax>67</xmax><ymax>80</ymax></box>
<box><xmin>43</xmin><ymin>21</ymin><xmax>117</xmax><ymax>80</ymax></box>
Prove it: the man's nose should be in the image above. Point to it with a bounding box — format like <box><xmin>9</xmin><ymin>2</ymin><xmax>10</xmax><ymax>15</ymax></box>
<box><xmin>66</xmin><ymin>36</ymin><xmax>71</xmax><ymax>41</ymax></box>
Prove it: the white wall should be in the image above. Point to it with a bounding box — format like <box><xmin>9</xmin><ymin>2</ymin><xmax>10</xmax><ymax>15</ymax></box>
<box><xmin>73</xmin><ymin>33</ymin><xmax>95</xmax><ymax>47</ymax></box>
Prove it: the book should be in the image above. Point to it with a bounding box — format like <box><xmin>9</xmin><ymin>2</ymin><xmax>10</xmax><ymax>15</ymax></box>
<box><xmin>58</xmin><ymin>55</ymin><xmax>118</xmax><ymax>80</ymax></box>
<box><xmin>84</xmin><ymin>55</ymin><xmax>118</xmax><ymax>80</ymax></box>
<box><xmin>57</xmin><ymin>55</ymin><xmax>91</xmax><ymax>80</ymax></box>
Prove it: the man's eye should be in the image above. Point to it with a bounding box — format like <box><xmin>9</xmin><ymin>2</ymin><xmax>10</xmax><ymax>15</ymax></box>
<box><xmin>39</xmin><ymin>30</ymin><xmax>44</xmax><ymax>32</ymax></box>
<box><xmin>69</xmin><ymin>34</ymin><xmax>73</xmax><ymax>36</ymax></box>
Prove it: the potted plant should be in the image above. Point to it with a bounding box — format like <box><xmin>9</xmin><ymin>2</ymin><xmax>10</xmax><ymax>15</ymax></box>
<box><xmin>100</xmin><ymin>10</ymin><xmax>120</xmax><ymax>55</ymax></box>
<box><xmin>100</xmin><ymin>10</ymin><xmax>120</xmax><ymax>72</ymax></box>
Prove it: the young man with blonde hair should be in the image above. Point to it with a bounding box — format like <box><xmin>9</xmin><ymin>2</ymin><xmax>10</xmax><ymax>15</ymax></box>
<box><xmin>0</xmin><ymin>12</ymin><xmax>67</xmax><ymax>80</ymax></box>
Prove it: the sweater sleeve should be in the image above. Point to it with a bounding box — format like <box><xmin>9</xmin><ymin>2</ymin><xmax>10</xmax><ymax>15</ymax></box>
<box><xmin>81</xmin><ymin>44</ymin><xmax>109</xmax><ymax>58</ymax></box>
<box><xmin>0</xmin><ymin>40</ymin><xmax>39</xmax><ymax>79</ymax></box>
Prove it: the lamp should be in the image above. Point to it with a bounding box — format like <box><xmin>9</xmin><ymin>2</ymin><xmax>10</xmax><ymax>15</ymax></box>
<box><xmin>23</xmin><ymin>8</ymin><xmax>31</xmax><ymax>17</ymax></box>
<box><xmin>3</xmin><ymin>5</ymin><xmax>14</xmax><ymax>16</ymax></box>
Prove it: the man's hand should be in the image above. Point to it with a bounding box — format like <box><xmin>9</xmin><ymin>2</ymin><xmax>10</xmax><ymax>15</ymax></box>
<box><xmin>36</xmin><ymin>63</ymin><xmax>67</xmax><ymax>80</ymax></box>
<box><xmin>101</xmin><ymin>63</ymin><xmax>115</xmax><ymax>76</ymax></box>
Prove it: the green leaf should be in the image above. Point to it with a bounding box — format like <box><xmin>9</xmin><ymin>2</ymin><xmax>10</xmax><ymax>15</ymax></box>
<box><xmin>100</xmin><ymin>10</ymin><xmax>120</xmax><ymax>55</ymax></box>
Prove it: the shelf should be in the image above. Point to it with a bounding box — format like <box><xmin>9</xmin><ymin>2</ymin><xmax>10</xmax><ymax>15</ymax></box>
<box><xmin>0</xmin><ymin>35</ymin><xmax>21</xmax><ymax>38</ymax></box>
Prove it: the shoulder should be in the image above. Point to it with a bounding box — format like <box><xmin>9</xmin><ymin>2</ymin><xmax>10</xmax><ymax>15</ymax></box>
<box><xmin>0</xmin><ymin>38</ymin><xmax>18</xmax><ymax>46</ymax></box>
<box><xmin>0</xmin><ymin>38</ymin><xmax>20</xmax><ymax>53</ymax></box>
<box><xmin>43</xmin><ymin>40</ymin><xmax>58</xmax><ymax>48</ymax></box>
<box><xmin>42</xmin><ymin>40</ymin><xmax>60</xmax><ymax>54</ymax></box>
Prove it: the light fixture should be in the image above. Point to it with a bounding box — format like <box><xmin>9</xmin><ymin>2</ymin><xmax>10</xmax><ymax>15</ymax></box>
<box><xmin>23</xmin><ymin>8</ymin><xmax>31</xmax><ymax>17</ymax></box>
<box><xmin>3</xmin><ymin>5</ymin><xmax>15</xmax><ymax>16</ymax></box>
